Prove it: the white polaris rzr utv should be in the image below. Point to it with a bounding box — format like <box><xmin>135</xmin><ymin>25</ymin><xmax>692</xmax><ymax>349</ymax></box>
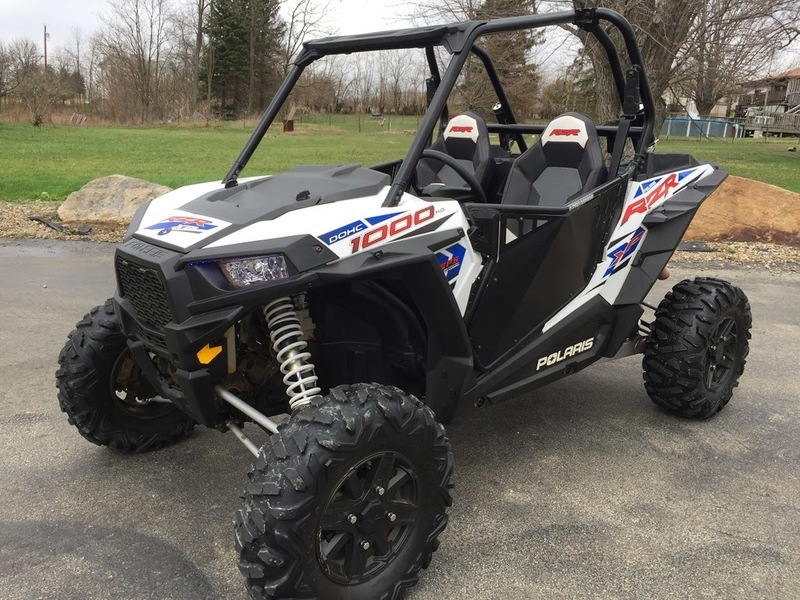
<box><xmin>57</xmin><ymin>7</ymin><xmax>752</xmax><ymax>600</ymax></box>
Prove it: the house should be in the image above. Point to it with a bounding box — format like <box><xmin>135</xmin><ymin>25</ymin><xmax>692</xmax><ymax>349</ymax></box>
<box><xmin>734</xmin><ymin>67</ymin><xmax>800</xmax><ymax>137</ymax></box>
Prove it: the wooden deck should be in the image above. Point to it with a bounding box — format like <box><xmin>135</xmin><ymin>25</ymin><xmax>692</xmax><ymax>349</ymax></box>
<box><xmin>744</xmin><ymin>113</ymin><xmax>800</xmax><ymax>137</ymax></box>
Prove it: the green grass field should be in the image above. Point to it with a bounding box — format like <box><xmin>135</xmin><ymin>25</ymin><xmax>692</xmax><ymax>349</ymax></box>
<box><xmin>0</xmin><ymin>119</ymin><xmax>798</xmax><ymax>201</ymax></box>
<box><xmin>657</xmin><ymin>135</ymin><xmax>800</xmax><ymax>193</ymax></box>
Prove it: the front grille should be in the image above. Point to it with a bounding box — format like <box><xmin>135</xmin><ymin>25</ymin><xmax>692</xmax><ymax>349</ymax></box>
<box><xmin>133</xmin><ymin>323</ymin><xmax>169</xmax><ymax>353</ymax></box>
<box><xmin>116</xmin><ymin>256</ymin><xmax>173</xmax><ymax>329</ymax></box>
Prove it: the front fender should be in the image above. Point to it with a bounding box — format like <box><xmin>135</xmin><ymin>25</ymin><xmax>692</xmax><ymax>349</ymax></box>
<box><xmin>312</xmin><ymin>231</ymin><xmax>475</xmax><ymax>423</ymax></box>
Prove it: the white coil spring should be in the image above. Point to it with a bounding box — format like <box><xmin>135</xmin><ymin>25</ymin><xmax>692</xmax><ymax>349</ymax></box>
<box><xmin>263</xmin><ymin>297</ymin><xmax>321</xmax><ymax>411</ymax></box>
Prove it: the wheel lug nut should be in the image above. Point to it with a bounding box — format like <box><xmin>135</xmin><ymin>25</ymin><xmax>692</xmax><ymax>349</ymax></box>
<box><xmin>360</xmin><ymin>540</ymin><xmax>370</xmax><ymax>550</ymax></box>
<box><xmin>375</xmin><ymin>486</ymin><xmax>385</xmax><ymax>496</ymax></box>
<box><xmin>387</xmin><ymin>512</ymin><xmax>396</xmax><ymax>522</ymax></box>
<box><xmin>347</xmin><ymin>514</ymin><xmax>357</xmax><ymax>524</ymax></box>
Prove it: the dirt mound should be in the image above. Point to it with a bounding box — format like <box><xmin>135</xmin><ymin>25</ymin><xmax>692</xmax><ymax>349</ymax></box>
<box><xmin>685</xmin><ymin>176</ymin><xmax>800</xmax><ymax>246</ymax></box>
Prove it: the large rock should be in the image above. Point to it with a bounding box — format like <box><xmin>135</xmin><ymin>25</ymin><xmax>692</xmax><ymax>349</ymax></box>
<box><xmin>58</xmin><ymin>175</ymin><xmax>172</xmax><ymax>224</ymax></box>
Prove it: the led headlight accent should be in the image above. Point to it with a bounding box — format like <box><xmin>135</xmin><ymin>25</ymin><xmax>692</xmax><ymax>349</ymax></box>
<box><xmin>220</xmin><ymin>254</ymin><xmax>289</xmax><ymax>287</ymax></box>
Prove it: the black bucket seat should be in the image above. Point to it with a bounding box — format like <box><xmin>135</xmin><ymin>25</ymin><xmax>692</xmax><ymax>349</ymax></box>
<box><xmin>501</xmin><ymin>112</ymin><xmax>606</xmax><ymax>208</ymax></box>
<box><xmin>416</xmin><ymin>112</ymin><xmax>494</xmax><ymax>195</ymax></box>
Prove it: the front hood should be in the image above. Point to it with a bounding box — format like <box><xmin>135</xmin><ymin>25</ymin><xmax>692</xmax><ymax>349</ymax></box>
<box><xmin>132</xmin><ymin>164</ymin><xmax>390</xmax><ymax>252</ymax></box>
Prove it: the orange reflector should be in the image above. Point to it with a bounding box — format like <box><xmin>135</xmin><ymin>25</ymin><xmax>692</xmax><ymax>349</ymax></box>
<box><xmin>197</xmin><ymin>343</ymin><xmax>223</xmax><ymax>364</ymax></box>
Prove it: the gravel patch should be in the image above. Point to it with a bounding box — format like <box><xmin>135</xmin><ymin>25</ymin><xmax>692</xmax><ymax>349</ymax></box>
<box><xmin>0</xmin><ymin>201</ymin><xmax>128</xmax><ymax>244</ymax></box>
<box><xmin>2</xmin><ymin>200</ymin><xmax>799</xmax><ymax>273</ymax></box>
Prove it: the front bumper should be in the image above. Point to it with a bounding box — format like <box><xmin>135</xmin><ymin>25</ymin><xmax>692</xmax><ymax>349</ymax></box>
<box><xmin>112</xmin><ymin>236</ymin><xmax>320</xmax><ymax>426</ymax></box>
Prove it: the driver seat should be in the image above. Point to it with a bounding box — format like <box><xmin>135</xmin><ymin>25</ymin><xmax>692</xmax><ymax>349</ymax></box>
<box><xmin>416</xmin><ymin>112</ymin><xmax>494</xmax><ymax>194</ymax></box>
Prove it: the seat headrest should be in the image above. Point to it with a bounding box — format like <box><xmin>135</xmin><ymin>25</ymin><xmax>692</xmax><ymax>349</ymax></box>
<box><xmin>540</xmin><ymin>113</ymin><xmax>592</xmax><ymax>148</ymax></box>
<box><xmin>443</xmin><ymin>112</ymin><xmax>484</xmax><ymax>143</ymax></box>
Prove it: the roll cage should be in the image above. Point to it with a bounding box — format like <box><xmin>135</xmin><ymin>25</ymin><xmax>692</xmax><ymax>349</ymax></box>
<box><xmin>222</xmin><ymin>8</ymin><xmax>656</xmax><ymax>206</ymax></box>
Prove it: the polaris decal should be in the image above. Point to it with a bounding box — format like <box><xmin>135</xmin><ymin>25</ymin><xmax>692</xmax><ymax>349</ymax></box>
<box><xmin>349</xmin><ymin>206</ymin><xmax>435</xmax><ymax>252</ymax></box>
<box><xmin>604</xmin><ymin>227</ymin><xmax>645</xmax><ymax>277</ymax></box>
<box><xmin>536</xmin><ymin>338</ymin><xmax>594</xmax><ymax>371</ymax></box>
<box><xmin>621</xmin><ymin>167</ymin><xmax>705</xmax><ymax>224</ymax></box>
<box><xmin>320</xmin><ymin>219</ymin><xmax>367</xmax><ymax>245</ymax></box>
<box><xmin>436</xmin><ymin>243</ymin><xmax>467</xmax><ymax>282</ymax></box>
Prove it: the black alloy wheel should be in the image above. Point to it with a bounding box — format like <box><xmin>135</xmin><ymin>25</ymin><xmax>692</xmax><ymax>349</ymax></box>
<box><xmin>318</xmin><ymin>451</ymin><xmax>419</xmax><ymax>584</ymax></box>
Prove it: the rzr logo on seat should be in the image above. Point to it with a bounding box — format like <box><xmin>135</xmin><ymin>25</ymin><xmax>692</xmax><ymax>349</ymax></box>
<box><xmin>449</xmin><ymin>125</ymin><xmax>474</xmax><ymax>133</ymax></box>
<box><xmin>350</xmin><ymin>206</ymin><xmax>435</xmax><ymax>252</ymax></box>
<box><xmin>551</xmin><ymin>128</ymin><xmax>581</xmax><ymax>136</ymax></box>
<box><xmin>146</xmin><ymin>216</ymin><xmax>218</xmax><ymax>235</ymax></box>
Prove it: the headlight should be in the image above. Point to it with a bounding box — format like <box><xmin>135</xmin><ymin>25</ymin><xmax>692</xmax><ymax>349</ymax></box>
<box><xmin>220</xmin><ymin>254</ymin><xmax>289</xmax><ymax>287</ymax></box>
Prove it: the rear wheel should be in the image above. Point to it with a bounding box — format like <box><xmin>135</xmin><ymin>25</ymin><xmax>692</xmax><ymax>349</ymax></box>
<box><xmin>235</xmin><ymin>383</ymin><xmax>454</xmax><ymax>600</ymax></box>
<box><xmin>643</xmin><ymin>278</ymin><xmax>752</xmax><ymax>419</ymax></box>
<box><xmin>56</xmin><ymin>299</ymin><xmax>195</xmax><ymax>452</ymax></box>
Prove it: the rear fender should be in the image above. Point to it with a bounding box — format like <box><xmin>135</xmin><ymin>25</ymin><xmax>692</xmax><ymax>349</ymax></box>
<box><xmin>615</xmin><ymin>166</ymin><xmax>727</xmax><ymax>306</ymax></box>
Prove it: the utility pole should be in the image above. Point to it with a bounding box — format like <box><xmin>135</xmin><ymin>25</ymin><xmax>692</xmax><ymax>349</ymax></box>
<box><xmin>43</xmin><ymin>25</ymin><xmax>49</xmax><ymax>71</ymax></box>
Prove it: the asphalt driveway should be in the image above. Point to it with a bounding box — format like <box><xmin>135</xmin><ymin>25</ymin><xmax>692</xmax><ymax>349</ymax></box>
<box><xmin>0</xmin><ymin>239</ymin><xmax>798</xmax><ymax>599</ymax></box>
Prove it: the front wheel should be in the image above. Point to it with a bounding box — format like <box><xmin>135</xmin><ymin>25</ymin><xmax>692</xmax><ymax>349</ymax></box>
<box><xmin>235</xmin><ymin>383</ymin><xmax>454</xmax><ymax>600</ymax></box>
<box><xmin>56</xmin><ymin>299</ymin><xmax>195</xmax><ymax>452</ymax></box>
<box><xmin>643</xmin><ymin>277</ymin><xmax>752</xmax><ymax>419</ymax></box>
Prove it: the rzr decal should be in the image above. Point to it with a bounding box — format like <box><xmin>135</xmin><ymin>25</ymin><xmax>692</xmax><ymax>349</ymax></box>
<box><xmin>604</xmin><ymin>227</ymin><xmax>645</xmax><ymax>277</ymax></box>
<box><xmin>449</xmin><ymin>125</ymin><xmax>473</xmax><ymax>134</ymax></box>
<box><xmin>146</xmin><ymin>215</ymin><xmax>219</xmax><ymax>236</ymax></box>
<box><xmin>436</xmin><ymin>243</ymin><xmax>467</xmax><ymax>282</ymax></box>
<box><xmin>621</xmin><ymin>167</ymin><xmax>704</xmax><ymax>225</ymax></box>
<box><xmin>349</xmin><ymin>206</ymin><xmax>435</xmax><ymax>252</ymax></box>
<box><xmin>551</xmin><ymin>128</ymin><xmax>581</xmax><ymax>137</ymax></box>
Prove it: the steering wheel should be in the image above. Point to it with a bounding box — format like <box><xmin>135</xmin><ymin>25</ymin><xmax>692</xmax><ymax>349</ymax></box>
<box><xmin>412</xmin><ymin>148</ymin><xmax>487</xmax><ymax>203</ymax></box>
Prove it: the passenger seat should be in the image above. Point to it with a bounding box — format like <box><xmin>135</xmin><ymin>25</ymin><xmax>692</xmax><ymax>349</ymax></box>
<box><xmin>501</xmin><ymin>112</ymin><xmax>606</xmax><ymax>208</ymax></box>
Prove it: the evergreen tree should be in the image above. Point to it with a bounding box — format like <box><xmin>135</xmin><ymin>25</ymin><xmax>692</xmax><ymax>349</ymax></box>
<box><xmin>203</xmin><ymin>0</ymin><xmax>284</xmax><ymax>117</ymax></box>
<box><xmin>454</xmin><ymin>0</ymin><xmax>541</xmax><ymax>119</ymax></box>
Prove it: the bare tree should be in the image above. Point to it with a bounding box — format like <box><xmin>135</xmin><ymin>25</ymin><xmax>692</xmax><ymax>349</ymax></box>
<box><xmin>280</xmin><ymin>0</ymin><xmax>333</xmax><ymax>76</ymax></box>
<box><xmin>563</xmin><ymin>0</ymin><xmax>701</xmax><ymax>126</ymax></box>
<box><xmin>384</xmin><ymin>49</ymin><xmax>412</xmax><ymax>113</ymax></box>
<box><xmin>404</xmin><ymin>0</ymin><xmax>484</xmax><ymax>22</ymax></box>
<box><xmin>190</xmin><ymin>0</ymin><xmax>210</xmax><ymax>112</ymax></box>
<box><xmin>17</xmin><ymin>69</ymin><xmax>64</xmax><ymax>125</ymax></box>
<box><xmin>100</xmin><ymin>0</ymin><xmax>172</xmax><ymax>122</ymax></box>
<box><xmin>674</xmin><ymin>0</ymin><xmax>800</xmax><ymax>115</ymax></box>
<box><xmin>0</xmin><ymin>42</ymin><xmax>14</xmax><ymax>101</ymax></box>
<box><xmin>85</xmin><ymin>33</ymin><xmax>103</xmax><ymax>105</ymax></box>
<box><xmin>0</xmin><ymin>39</ymin><xmax>40</xmax><ymax>102</ymax></box>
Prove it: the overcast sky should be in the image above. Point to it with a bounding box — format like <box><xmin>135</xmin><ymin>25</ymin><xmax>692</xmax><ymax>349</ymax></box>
<box><xmin>1</xmin><ymin>0</ymin><xmax>796</xmax><ymax>76</ymax></box>
<box><xmin>0</xmin><ymin>0</ymin><xmax>414</xmax><ymax>54</ymax></box>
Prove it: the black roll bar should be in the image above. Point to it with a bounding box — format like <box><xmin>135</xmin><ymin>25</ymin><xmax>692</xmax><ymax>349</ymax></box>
<box><xmin>221</xmin><ymin>8</ymin><xmax>656</xmax><ymax>196</ymax></box>
<box><xmin>222</xmin><ymin>66</ymin><xmax>304</xmax><ymax>187</ymax></box>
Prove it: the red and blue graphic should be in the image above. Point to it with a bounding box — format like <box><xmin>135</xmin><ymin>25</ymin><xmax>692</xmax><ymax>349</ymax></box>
<box><xmin>604</xmin><ymin>227</ymin><xmax>645</xmax><ymax>277</ymax></box>
<box><xmin>622</xmin><ymin>167</ymin><xmax>704</xmax><ymax>224</ymax></box>
<box><xmin>436</xmin><ymin>243</ymin><xmax>466</xmax><ymax>282</ymax></box>
<box><xmin>320</xmin><ymin>212</ymin><xmax>403</xmax><ymax>246</ymax></box>
<box><xmin>146</xmin><ymin>215</ymin><xmax>219</xmax><ymax>236</ymax></box>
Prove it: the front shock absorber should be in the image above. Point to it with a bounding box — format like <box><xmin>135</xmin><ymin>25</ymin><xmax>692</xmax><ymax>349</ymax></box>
<box><xmin>263</xmin><ymin>296</ymin><xmax>321</xmax><ymax>411</ymax></box>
